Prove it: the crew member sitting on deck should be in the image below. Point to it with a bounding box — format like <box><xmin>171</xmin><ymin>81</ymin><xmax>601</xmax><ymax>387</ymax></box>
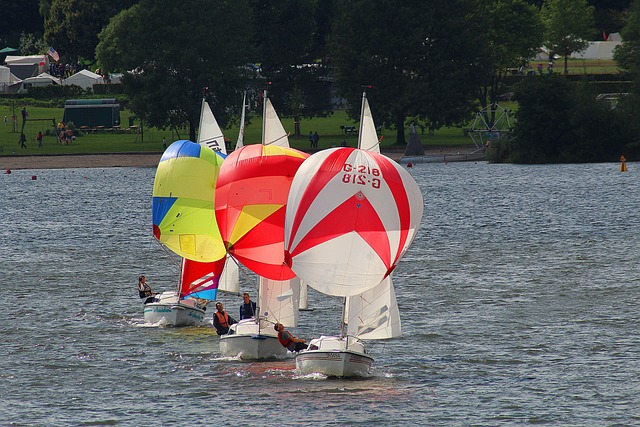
<box><xmin>213</xmin><ymin>302</ymin><xmax>236</xmax><ymax>335</ymax></box>
<box><xmin>275</xmin><ymin>323</ymin><xmax>308</xmax><ymax>352</ymax></box>
<box><xmin>137</xmin><ymin>275</ymin><xmax>157</xmax><ymax>304</ymax></box>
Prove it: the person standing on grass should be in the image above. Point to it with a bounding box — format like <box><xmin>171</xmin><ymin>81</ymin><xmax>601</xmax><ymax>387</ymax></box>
<box><xmin>19</xmin><ymin>132</ymin><xmax>27</xmax><ymax>148</ymax></box>
<box><xmin>37</xmin><ymin>131</ymin><xmax>43</xmax><ymax>148</ymax></box>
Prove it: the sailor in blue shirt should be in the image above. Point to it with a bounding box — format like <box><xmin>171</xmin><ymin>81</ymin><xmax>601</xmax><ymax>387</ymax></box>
<box><xmin>240</xmin><ymin>292</ymin><xmax>257</xmax><ymax>319</ymax></box>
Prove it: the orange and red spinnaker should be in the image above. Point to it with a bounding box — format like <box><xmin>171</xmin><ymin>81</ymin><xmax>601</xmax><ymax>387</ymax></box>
<box><xmin>215</xmin><ymin>144</ymin><xmax>309</xmax><ymax>280</ymax></box>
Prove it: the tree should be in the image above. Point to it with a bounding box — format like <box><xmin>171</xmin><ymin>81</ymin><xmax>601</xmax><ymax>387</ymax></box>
<box><xmin>474</xmin><ymin>0</ymin><xmax>543</xmax><ymax>111</ymax></box>
<box><xmin>541</xmin><ymin>0</ymin><xmax>596</xmax><ymax>75</ymax></box>
<box><xmin>507</xmin><ymin>76</ymin><xmax>635</xmax><ymax>163</ymax></box>
<box><xmin>96</xmin><ymin>0</ymin><xmax>254</xmax><ymax>142</ymax></box>
<box><xmin>329</xmin><ymin>0</ymin><xmax>484</xmax><ymax>144</ymax></box>
<box><xmin>249</xmin><ymin>0</ymin><xmax>334</xmax><ymax>133</ymax></box>
<box><xmin>44</xmin><ymin>0</ymin><xmax>136</xmax><ymax>62</ymax></box>
<box><xmin>0</xmin><ymin>0</ymin><xmax>42</xmax><ymax>48</ymax></box>
<box><xmin>614</xmin><ymin>0</ymin><xmax>640</xmax><ymax>78</ymax></box>
<box><xmin>613</xmin><ymin>0</ymin><xmax>640</xmax><ymax>146</ymax></box>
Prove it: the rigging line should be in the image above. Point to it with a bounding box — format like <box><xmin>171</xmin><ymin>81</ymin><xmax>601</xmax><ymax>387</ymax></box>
<box><xmin>232</xmin><ymin>255</ymin><xmax>256</xmax><ymax>285</ymax></box>
<box><xmin>262</xmin><ymin>132</ymin><xmax>290</xmax><ymax>146</ymax></box>
<box><xmin>154</xmin><ymin>239</ymin><xmax>182</xmax><ymax>270</ymax></box>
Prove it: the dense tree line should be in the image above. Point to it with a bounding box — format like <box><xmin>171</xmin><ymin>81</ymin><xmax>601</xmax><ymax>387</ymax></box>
<box><xmin>2</xmin><ymin>0</ymin><xmax>639</xmax><ymax>161</ymax></box>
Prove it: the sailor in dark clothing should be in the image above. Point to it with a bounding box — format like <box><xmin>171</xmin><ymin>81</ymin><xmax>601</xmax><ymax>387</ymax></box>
<box><xmin>137</xmin><ymin>275</ymin><xmax>157</xmax><ymax>304</ymax></box>
<box><xmin>239</xmin><ymin>292</ymin><xmax>257</xmax><ymax>319</ymax></box>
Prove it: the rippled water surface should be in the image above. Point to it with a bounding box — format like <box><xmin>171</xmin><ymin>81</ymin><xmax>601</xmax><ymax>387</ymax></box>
<box><xmin>1</xmin><ymin>162</ymin><xmax>639</xmax><ymax>426</ymax></box>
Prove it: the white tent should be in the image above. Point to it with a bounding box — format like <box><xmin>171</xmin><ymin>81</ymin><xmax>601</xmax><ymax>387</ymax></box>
<box><xmin>4</xmin><ymin>55</ymin><xmax>48</xmax><ymax>79</ymax></box>
<box><xmin>572</xmin><ymin>41</ymin><xmax>622</xmax><ymax>60</ymax></box>
<box><xmin>10</xmin><ymin>72</ymin><xmax>60</xmax><ymax>93</ymax></box>
<box><xmin>64</xmin><ymin>69</ymin><xmax>104</xmax><ymax>90</ymax></box>
<box><xmin>0</xmin><ymin>65</ymin><xmax>20</xmax><ymax>93</ymax></box>
<box><xmin>0</xmin><ymin>65</ymin><xmax>20</xmax><ymax>83</ymax></box>
<box><xmin>607</xmin><ymin>32</ymin><xmax>622</xmax><ymax>42</ymax></box>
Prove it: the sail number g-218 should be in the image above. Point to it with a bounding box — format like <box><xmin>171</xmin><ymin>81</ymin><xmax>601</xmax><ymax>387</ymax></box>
<box><xmin>341</xmin><ymin>164</ymin><xmax>381</xmax><ymax>189</ymax></box>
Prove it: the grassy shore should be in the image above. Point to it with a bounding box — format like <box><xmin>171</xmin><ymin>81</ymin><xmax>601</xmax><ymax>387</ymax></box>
<box><xmin>0</xmin><ymin>105</ymin><xmax>474</xmax><ymax>157</ymax></box>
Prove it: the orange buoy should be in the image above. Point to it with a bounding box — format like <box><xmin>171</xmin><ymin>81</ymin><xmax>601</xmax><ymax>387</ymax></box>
<box><xmin>407</xmin><ymin>162</ymin><xmax>413</xmax><ymax>168</ymax></box>
<box><xmin>31</xmin><ymin>175</ymin><xmax>37</xmax><ymax>180</ymax></box>
<box><xmin>5</xmin><ymin>169</ymin><xmax>11</xmax><ymax>174</ymax></box>
<box><xmin>620</xmin><ymin>155</ymin><xmax>627</xmax><ymax>172</ymax></box>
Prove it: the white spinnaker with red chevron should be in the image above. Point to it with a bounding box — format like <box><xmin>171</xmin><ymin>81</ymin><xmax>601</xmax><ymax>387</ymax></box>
<box><xmin>284</xmin><ymin>147</ymin><xmax>423</xmax><ymax>297</ymax></box>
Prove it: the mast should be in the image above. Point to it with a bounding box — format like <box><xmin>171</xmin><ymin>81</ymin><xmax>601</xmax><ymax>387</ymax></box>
<box><xmin>261</xmin><ymin>88</ymin><xmax>268</xmax><ymax>146</ymax></box>
<box><xmin>357</xmin><ymin>90</ymin><xmax>367</xmax><ymax>139</ymax></box>
<box><xmin>340</xmin><ymin>297</ymin><xmax>347</xmax><ymax>338</ymax></box>
<box><xmin>177</xmin><ymin>258</ymin><xmax>185</xmax><ymax>300</ymax></box>
<box><xmin>254</xmin><ymin>87</ymin><xmax>269</xmax><ymax>330</ymax></box>
<box><xmin>198</xmin><ymin>86</ymin><xmax>207</xmax><ymax>146</ymax></box>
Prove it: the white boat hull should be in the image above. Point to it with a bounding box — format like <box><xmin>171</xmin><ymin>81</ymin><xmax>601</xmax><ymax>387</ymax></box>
<box><xmin>143</xmin><ymin>291</ymin><xmax>207</xmax><ymax>327</ymax></box>
<box><xmin>295</xmin><ymin>336</ymin><xmax>373</xmax><ymax>377</ymax></box>
<box><xmin>219</xmin><ymin>318</ymin><xmax>288</xmax><ymax>360</ymax></box>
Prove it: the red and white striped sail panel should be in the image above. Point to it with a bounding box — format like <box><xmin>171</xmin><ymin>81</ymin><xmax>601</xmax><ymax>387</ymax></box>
<box><xmin>284</xmin><ymin>147</ymin><xmax>423</xmax><ymax>297</ymax></box>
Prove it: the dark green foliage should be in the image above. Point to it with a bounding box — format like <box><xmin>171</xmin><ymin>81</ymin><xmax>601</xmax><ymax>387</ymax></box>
<box><xmin>0</xmin><ymin>0</ymin><xmax>42</xmax><ymax>48</ymax></box>
<box><xmin>96</xmin><ymin>0</ymin><xmax>254</xmax><ymax>141</ymax></box>
<box><xmin>27</xmin><ymin>84</ymin><xmax>88</xmax><ymax>100</ymax></box>
<box><xmin>249</xmin><ymin>0</ymin><xmax>333</xmax><ymax>121</ymax></box>
<box><xmin>44</xmin><ymin>0</ymin><xmax>137</xmax><ymax>62</ymax></box>
<box><xmin>329</xmin><ymin>0</ymin><xmax>484</xmax><ymax>144</ymax></box>
<box><xmin>508</xmin><ymin>76</ymin><xmax>638</xmax><ymax>163</ymax></box>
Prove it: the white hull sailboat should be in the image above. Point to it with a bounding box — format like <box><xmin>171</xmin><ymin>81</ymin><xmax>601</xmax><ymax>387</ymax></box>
<box><xmin>296</xmin><ymin>335</ymin><xmax>373</xmax><ymax>377</ymax></box>
<box><xmin>143</xmin><ymin>290</ymin><xmax>207</xmax><ymax>326</ymax></box>
<box><xmin>285</xmin><ymin>91</ymin><xmax>423</xmax><ymax>377</ymax></box>
<box><xmin>216</xmin><ymin>90</ymin><xmax>305</xmax><ymax>359</ymax></box>
<box><xmin>219</xmin><ymin>317</ymin><xmax>287</xmax><ymax>360</ymax></box>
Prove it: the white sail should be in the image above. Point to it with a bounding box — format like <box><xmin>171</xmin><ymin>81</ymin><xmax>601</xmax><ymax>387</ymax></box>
<box><xmin>235</xmin><ymin>92</ymin><xmax>247</xmax><ymax>150</ymax></box>
<box><xmin>358</xmin><ymin>94</ymin><xmax>380</xmax><ymax>153</ymax></box>
<box><xmin>262</xmin><ymin>97</ymin><xmax>289</xmax><ymax>147</ymax></box>
<box><xmin>344</xmin><ymin>91</ymin><xmax>401</xmax><ymax>339</ymax></box>
<box><xmin>258</xmin><ymin>276</ymin><xmax>300</xmax><ymax>327</ymax></box>
<box><xmin>218</xmin><ymin>255</ymin><xmax>239</xmax><ymax>294</ymax></box>
<box><xmin>299</xmin><ymin>281</ymin><xmax>309</xmax><ymax>310</ymax></box>
<box><xmin>345</xmin><ymin>277</ymin><xmax>401</xmax><ymax>339</ymax></box>
<box><xmin>198</xmin><ymin>99</ymin><xmax>227</xmax><ymax>155</ymax></box>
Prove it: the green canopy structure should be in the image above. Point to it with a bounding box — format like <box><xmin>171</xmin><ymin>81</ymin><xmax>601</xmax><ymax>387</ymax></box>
<box><xmin>0</xmin><ymin>47</ymin><xmax>19</xmax><ymax>54</ymax></box>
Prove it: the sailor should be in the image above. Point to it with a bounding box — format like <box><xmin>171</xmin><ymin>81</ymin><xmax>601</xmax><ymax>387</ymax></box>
<box><xmin>275</xmin><ymin>323</ymin><xmax>308</xmax><ymax>352</ymax></box>
<box><xmin>137</xmin><ymin>275</ymin><xmax>157</xmax><ymax>304</ymax></box>
<box><xmin>213</xmin><ymin>302</ymin><xmax>236</xmax><ymax>335</ymax></box>
<box><xmin>239</xmin><ymin>292</ymin><xmax>257</xmax><ymax>320</ymax></box>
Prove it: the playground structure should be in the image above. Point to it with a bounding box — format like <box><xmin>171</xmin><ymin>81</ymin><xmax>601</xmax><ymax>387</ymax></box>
<box><xmin>467</xmin><ymin>102</ymin><xmax>512</xmax><ymax>149</ymax></box>
<box><xmin>22</xmin><ymin>117</ymin><xmax>57</xmax><ymax>136</ymax></box>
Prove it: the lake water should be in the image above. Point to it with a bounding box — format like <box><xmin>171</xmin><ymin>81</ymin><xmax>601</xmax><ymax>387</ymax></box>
<box><xmin>1</xmin><ymin>161</ymin><xmax>638</xmax><ymax>426</ymax></box>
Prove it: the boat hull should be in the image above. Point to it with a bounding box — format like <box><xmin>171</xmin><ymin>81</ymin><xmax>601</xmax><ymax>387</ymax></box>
<box><xmin>219</xmin><ymin>318</ymin><xmax>288</xmax><ymax>360</ymax></box>
<box><xmin>143</xmin><ymin>291</ymin><xmax>206</xmax><ymax>327</ymax></box>
<box><xmin>295</xmin><ymin>336</ymin><xmax>373</xmax><ymax>377</ymax></box>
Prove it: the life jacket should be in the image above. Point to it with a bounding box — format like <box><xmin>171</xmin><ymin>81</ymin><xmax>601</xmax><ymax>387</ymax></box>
<box><xmin>278</xmin><ymin>331</ymin><xmax>293</xmax><ymax>349</ymax></box>
<box><xmin>214</xmin><ymin>311</ymin><xmax>230</xmax><ymax>328</ymax></box>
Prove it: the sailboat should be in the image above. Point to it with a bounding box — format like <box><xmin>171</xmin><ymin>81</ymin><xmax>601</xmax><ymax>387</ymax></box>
<box><xmin>144</xmin><ymin>257</ymin><xmax>226</xmax><ymax>326</ymax></box>
<box><xmin>215</xmin><ymin>90</ymin><xmax>309</xmax><ymax>359</ymax></box>
<box><xmin>197</xmin><ymin>97</ymin><xmax>227</xmax><ymax>154</ymax></box>
<box><xmin>149</xmin><ymin>138</ymin><xmax>228</xmax><ymax>326</ymax></box>
<box><xmin>284</xmin><ymin>92</ymin><xmax>424</xmax><ymax>376</ymax></box>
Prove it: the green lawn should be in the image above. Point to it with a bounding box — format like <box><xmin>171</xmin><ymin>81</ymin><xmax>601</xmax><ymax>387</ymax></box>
<box><xmin>0</xmin><ymin>104</ymin><xmax>474</xmax><ymax>156</ymax></box>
